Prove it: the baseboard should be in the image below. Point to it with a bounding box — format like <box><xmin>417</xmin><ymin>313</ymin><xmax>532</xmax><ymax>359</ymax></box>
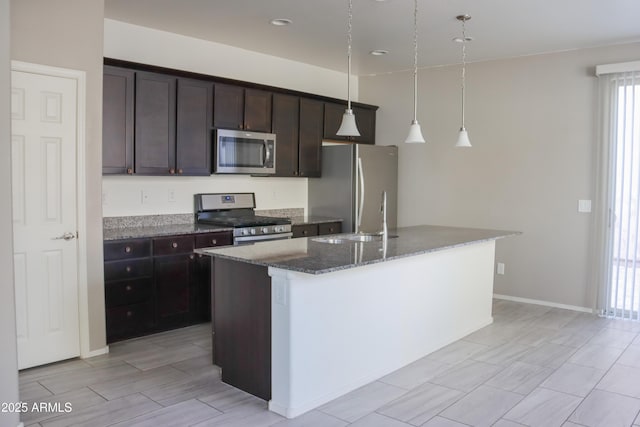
<box><xmin>81</xmin><ymin>345</ymin><xmax>109</xmax><ymax>359</ymax></box>
<box><xmin>493</xmin><ymin>293</ymin><xmax>594</xmax><ymax>314</ymax></box>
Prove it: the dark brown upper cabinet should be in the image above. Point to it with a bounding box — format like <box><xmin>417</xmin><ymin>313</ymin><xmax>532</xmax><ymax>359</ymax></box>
<box><xmin>213</xmin><ymin>84</ymin><xmax>272</xmax><ymax>133</ymax></box>
<box><xmin>103</xmin><ymin>66</ymin><xmax>134</xmax><ymax>174</ymax></box>
<box><xmin>213</xmin><ymin>83</ymin><xmax>244</xmax><ymax>130</ymax></box>
<box><xmin>134</xmin><ymin>71</ymin><xmax>177</xmax><ymax>175</ymax></box>
<box><xmin>133</xmin><ymin>72</ymin><xmax>213</xmax><ymax>176</ymax></box>
<box><xmin>176</xmin><ymin>78</ymin><xmax>213</xmax><ymax>175</ymax></box>
<box><xmin>298</xmin><ymin>98</ymin><xmax>324</xmax><ymax>178</ymax></box>
<box><xmin>244</xmin><ymin>89</ymin><xmax>272</xmax><ymax>132</ymax></box>
<box><xmin>323</xmin><ymin>102</ymin><xmax>376</xmax><ymax>145</ymax></box>
<box><xmin>272</xmin><ymin>94</ymin><xmax>300</xmax><ymax>177</ymax></box>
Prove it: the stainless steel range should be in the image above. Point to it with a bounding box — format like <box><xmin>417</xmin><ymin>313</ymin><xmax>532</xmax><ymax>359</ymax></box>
<box><xmin>194</xmin><ymin>193</ymin><xmax>292</xmax><ymax>244</ymax></box>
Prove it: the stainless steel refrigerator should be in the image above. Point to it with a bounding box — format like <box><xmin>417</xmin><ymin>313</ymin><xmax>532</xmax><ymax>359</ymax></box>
<box><xmin>308</xmin><ymin>144</ymin><xmax>398</xmax><ymax>234</ymax></box>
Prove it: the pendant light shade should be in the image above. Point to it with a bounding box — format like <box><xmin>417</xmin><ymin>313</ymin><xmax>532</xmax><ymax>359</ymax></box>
<box><xmin>336</xmin><ymin>0</ymin><xmax>360</xmax><ymax>137</ymax></box>
<box><xmin>337</xmin><ymin>109</ymin><xmax>360</xmax><ymax>136</ymax></box>
<box><xmin>454</xmin><ymin>14</ymin><xmax>472</xmax><ymax>148</ymax></box>
<box><xmin>456</xmin><ymin>128</ymin><xmax>472</xmax><ymax>147</ymax></box>
<box><xmin>405</xmin><ymin>0</ymin><xmax>425</xmax><ymax>143</ymax></box>
<box><xmin>405</xmin><ymin>121</ymin><xmax>425</xmax><ymax>144</ymax></box>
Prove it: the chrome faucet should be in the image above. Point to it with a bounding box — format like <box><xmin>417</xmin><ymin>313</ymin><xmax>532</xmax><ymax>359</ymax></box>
<box><xmin>380</xmin><ymin>191</ymin><xmax>388</xmax><ymax>240</ymax></box>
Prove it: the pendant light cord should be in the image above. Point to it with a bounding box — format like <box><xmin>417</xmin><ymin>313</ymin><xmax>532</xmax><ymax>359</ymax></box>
<box><xmin>460</xmin><ymin>18</ymin><xmax>467</xmax><ymax>129</ymax></box>
<box><xmin>347</xmin><ymin>0</ymin><xmax>353</xmax><ymax>111</ymax></box>
<box><xmin>412</xmin><ymin>0</ymin><xmax>418</xmax><ymax>123</ymax></box>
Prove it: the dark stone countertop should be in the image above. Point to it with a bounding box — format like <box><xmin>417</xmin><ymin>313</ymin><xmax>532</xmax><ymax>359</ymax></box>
<box><xmin>196</xmin><ymin>224</ymin><xmax>520</xmax><ymax>275</ymax></box>
<box><xmin>103</xmin><ymin>224</ymin><xmax>233</xmax><ymax>241</ymax></box>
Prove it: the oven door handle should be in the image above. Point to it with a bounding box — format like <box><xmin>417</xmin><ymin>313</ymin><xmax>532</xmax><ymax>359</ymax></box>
<box><xmin>234</xmin><ymin>232</ymin><xmax>293</xmax><ymax>244</ymax></box>
<box><xmin>264</xmin><ymin>141</ymin><xmax>271</xmax><ymax>165</ymax></box>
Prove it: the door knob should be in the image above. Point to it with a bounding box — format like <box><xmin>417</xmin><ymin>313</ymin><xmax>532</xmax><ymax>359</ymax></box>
<box><xmin>52</xmin><ymin>232</ymin><xmax>76</xmax><ymax>241</ymax></box>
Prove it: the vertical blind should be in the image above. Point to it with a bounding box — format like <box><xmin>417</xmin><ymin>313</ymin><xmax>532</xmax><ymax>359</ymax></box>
<box><xmin>600</xmin><ymin>69</ymin><xmax>640</xmax><ymax>319</ymax></box>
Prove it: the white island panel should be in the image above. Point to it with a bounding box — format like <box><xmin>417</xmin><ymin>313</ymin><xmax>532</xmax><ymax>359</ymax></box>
<box><xmin>268</xmin><ymin>240</ymin><xmax>496</xmax><ymax>418</ymax></box>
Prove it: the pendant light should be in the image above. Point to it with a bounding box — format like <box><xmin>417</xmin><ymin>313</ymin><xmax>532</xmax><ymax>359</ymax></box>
<box><xmin>336</xmin><ymin>0</ymin><xmax>361</xmax><ymax>136</ymax></box>
<box><xmin>405</xmin><ymin>0</ymin><xmax>425</xmax><ymax>143</ymax></box>
<box><xmin>454</xmin><ymin>14</ymin><xmax>472</xmax><ymax>147</ymax></box>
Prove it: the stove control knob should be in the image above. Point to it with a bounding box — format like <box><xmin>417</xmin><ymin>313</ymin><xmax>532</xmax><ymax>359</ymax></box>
<box><xmin>242</xmin><ymin>229</ymin><xmax>249</xmax><ymax>236</ymax></box>
<box><xmin>262</xmin><ymin>227</ymin><xmax>269</xmax><ymax>234</ymax></box>
<box><xmin>250</xmin><ymin>228</ymin><xmax>256</xmax><ymax>235</ymax></box>
<box><xmin>275</xmin><ymin>226</ymin><xmax>283</xmax><ymax>232</ymax></box>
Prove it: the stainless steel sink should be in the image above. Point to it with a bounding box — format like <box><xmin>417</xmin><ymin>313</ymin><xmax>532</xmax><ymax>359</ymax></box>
<box><xmin>312</xmin><ymin>233</ymin><xmax>398</xmax><ymax>244</ymax></box>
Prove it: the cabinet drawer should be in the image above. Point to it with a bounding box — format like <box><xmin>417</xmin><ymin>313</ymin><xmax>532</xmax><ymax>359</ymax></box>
<box><xmin>292</xmin><ymin>224</ymin><xmax>318</xmax><ymax>238</ymax></box>
<box><xmin>104</xmin><ymin>239</ymin><xmax>151</xmax><ymax>261</ymax></box>
<box><xmin>318</xmin><ymin>222</ymin><xmax>341</xmax><ymax>235</ymax></box>
<box><xmin>195</xmin><ymin>232</ymin><xmax>233</xmax><ymax>249</ymax></box>
<box><xmin>106</xmin><ymin>302</ymin><xmax>154</xmax><ymax>342</ymax></box>
<box><xmin>105</xmin><ymin>278</ymin><xmax>153</xmax><ymax>308</ymax></box>
<box><xmin>153</xmin><ymin>235</ymin><xmax>195</xmax><ymax>255</ymax></box>
<box><xmin>104</xmin><ymin>258</ymin><xmax>152</xmax><ymax>281</ymax></box>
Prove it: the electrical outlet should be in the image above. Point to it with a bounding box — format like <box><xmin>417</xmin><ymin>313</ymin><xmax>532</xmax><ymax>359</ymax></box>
<box><xmin>578</xmin><ymin>199</ymin><xmax>592</xmax><ymax>213</ymax></box>
<box><xmin>168</xmin><ymin>189</ymin><xmax>176</xmax><ymax>203</ymax></box>
<box><xmin>102</xmin><ymin>191</ymin><xmax>108</xmax><ymax>206</ymax></box>
<box><xmin>141</xmin><ymin>190</ymin><xmax>150</xmax><ymax>204</ymax></box>
<box><xmin>497</xmin><ymin>263</ymin><xmax>505</xmax><ymax>275</ymax></box>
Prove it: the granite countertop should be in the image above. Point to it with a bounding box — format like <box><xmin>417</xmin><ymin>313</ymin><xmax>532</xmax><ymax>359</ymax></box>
<box><xmin>289</xmin><ymin>216</ymin><xmax>343</xmax><ymax>225</ymax></box>
<box><xmin>196</xmin><ymin>225</ymin><xmax>520</xmax><ymax>275</ymax></box>
<box><xmin>103</xmin><ymin>224</ymin><xmax>233</xmax><ymax>241</ymax></box>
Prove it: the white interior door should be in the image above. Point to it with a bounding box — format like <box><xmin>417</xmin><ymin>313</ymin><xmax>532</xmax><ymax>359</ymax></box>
<box><xmin>11</xmin><ymin>69</ymin><xmax>80</xmax><ymax>369</ymax></box>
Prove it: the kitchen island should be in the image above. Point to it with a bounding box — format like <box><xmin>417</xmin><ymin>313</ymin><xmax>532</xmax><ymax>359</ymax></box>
<box><xmin>197</xmin><ymin>225</ymin><xmax>518</xmax><ymax>418</ymax></box>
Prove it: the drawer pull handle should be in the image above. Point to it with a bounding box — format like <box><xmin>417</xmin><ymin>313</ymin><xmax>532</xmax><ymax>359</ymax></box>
<box><xmin>125</xmin><ymin>266</ymin><xmax>132</xmax><ymax>273</ymax></box>
<box><xmin>126</xmin><ymin>311</ymin><xmax>132</xmax><ymax>318</ymax></box>
<box><xmin>125</xmin><ymin>285</ymin><xmax>132</xmax><ymax>292</ymax></box>
<box><xmin>171</xmin><ymin>242</ymin><xmax>178</xmax><ymax>248</ymax></box>
<box><xmin>211</xmin><ymin>239</ymin><xmax>217</xmax><ymax>245</ymax></box>
<box><xmin>124</xmin><ymin>246</ymin><xmax>132</xmax><ymax>253</ymax></box>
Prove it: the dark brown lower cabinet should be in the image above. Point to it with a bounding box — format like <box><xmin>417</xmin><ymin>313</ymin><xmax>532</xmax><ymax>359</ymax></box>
<box><xmin>214</xmin><ymin>258</ymin><xmax>271</xmax><ymax>400</ymax></box>
<box><xmin>104</xmin><ymin>230</ymin><xmax>232</xmax><ymax>343</ymax></box>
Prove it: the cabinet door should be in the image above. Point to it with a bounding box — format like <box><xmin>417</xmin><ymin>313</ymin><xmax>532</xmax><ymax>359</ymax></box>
<box><xmin>298</xmin><ymin>98</ymin><xmax>324</xmax><ymax>177</ymax></box>
<box><xmin>323</xmin><ymin>102</ymin><xmax>350</xmax><ymax>142</ymax></box>
<box><xmin>102</xmin><ymin>66</ymin><xmax>134</xmax><ymax>174</ymax></box>
<box><xmin>352</xmin><ymin>106</ymin><xmax>376</xmax><ymax>145</ymax></box>
<box><xmin>155</xmin><ymin>253</ymin><xmax>196</xmax><ymax>328</ymax></box>
<box><xmin>244</xmin><ymin>89</ymin><xmax>272</xmax><ymax>132</ymax></box>
<box><xmin>135</xmin><ymin>71</ymin><xmax>177</xmax><ymax>175</ymax></box>
<box><xmin>176</xmin><ymin>78</ymin><xmax>213</xmax><ymax>176</ymax></box>
<box><xmin>272</xmin><ymin>94</ymin><xmax>299</xmax><ymax>177</ymax></box>
<box><xmin>213</xmin><ymin>84</ymin><xmax>244</xmax><ymax>130</ymax></box>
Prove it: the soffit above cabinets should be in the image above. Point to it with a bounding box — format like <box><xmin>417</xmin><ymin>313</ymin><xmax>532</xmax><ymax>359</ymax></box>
<box><xmin>105</xmin><ymin>0</ymin><xmax>640</xmax><ymax>76</ymax></box>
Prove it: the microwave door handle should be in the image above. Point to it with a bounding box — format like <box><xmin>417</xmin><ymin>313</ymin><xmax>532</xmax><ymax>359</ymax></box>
<box><xmin>264</xmin><ymin>141</ymin><xmax>271</xmax><ymax>165</ymax></box>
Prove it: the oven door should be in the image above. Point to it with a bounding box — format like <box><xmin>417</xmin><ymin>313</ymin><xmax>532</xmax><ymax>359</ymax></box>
<box><xmin>215</xmin><ymin>129</ymin><xmax>276</xmax><ymax>174</ymax></box>
<box><xmin>234</xmin><ymin>232</ymin><xmax>293</xmax><ymax>245</ymax></box>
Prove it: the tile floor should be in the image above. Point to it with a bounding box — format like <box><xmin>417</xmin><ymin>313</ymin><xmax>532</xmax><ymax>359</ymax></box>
<box><xmin>17</xmin><ymin>299</ymin><xmax>640</xmax><ymax>426</ymax></box>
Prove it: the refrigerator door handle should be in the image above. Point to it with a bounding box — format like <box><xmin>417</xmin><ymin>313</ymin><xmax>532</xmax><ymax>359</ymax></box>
<box><xmin>357</xmin><ymin>157</ymin><xmax>365</xmax><ymax>232</ymax></box>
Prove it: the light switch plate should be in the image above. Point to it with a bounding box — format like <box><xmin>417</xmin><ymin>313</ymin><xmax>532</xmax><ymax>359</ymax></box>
<box><xmin>578</xmin><ymin>199</ymin><xmax>592</xmax><ymax>213</ymax></box>
<box><xmin>497</xmin><ymin>263</ymin><xmax>505</xmax><ymax>275</ymax></box>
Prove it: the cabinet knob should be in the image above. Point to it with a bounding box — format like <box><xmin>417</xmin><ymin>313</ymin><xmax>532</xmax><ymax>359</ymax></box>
<box><xmin>302</xmin><ymin>230</ymin><xmax>308</xmax><ymax>235</ymax></box>
<box><xmin>125</xmin><ymin>285</ymin><xmax>132</xmax><ymax>292</ymax></box>
<box><xmin>124</xmin><ymin>246</ymin><xmax>132</xmax><ymax>253</ymax></box>
<box><xmin>198</xmin><ymin>254</ymin><xmax>203</xmax><ymax>258</ymax></box>
<box><xmin>127</xmin><ymin>168</ymin><xmax>133</xmax><ymax>175</ymax></box>
<box><xmin>178</xmin><ymin>169</ymin><xmax>183</xmax><ymax>174</ymax></box>
<box><xmin>189</xmin><ymin>254</ymin><xmax>195</xmax><ymax>260</ymax></box>
<box><xmin>211</xmin><ymin>239</ymin><xmax>217</xmax><ymax>245</ymax></box>
<box><xmin>125</xmin><ymin>266</ymin><xmax>132</xmax><ymax>273</ymax></box>
<box><xmin>126</xmin><ymin>311</ymin><xmax>132</xmax><ymax>318</ymax></box>
<box><xmin>294</xmin><ymin>171</ymin><xmax>298</xmax><ymax>176</ymax></box>
<box><xmin>169</xmin><ymin>168</ymin><xmax>175</xmax><ymax>174</ymax></box>
<box><xmin>171</xmin><ymin>242</ymin><xmax>178</xmax><ymax>248</ymax></box>
<box><xmin>329</xmin><ymin>228</ymin><xmax>334</xmax><ymax>233</ymax></box>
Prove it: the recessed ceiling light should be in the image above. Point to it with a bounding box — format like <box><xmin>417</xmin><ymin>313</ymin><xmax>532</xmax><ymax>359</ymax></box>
<box><xmin>369</xmin><ymin>49</ymin><xmax>389</xmax><ymax>56</ymax></box>
<box><xmin>270</xmin><ymin>18</ymin><xmax>292</xmax><ymax>26</ymax></box>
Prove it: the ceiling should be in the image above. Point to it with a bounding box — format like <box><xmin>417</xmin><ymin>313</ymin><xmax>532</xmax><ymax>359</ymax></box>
<box><xmin>104</xmin><ymin>0</ymin><xmax>640</xmax><ymax>76</ymax></box>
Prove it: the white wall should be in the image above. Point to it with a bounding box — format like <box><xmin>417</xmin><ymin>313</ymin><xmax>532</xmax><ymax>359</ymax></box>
<box><xmin>360</xmin><ymin>42</ymin><xmax>640</xmax><ymax>309</ymax></box>
<box><xmin>1</xmin><ymin>0</ymin><xmax>20</xmax><ymax>425</ymax></box>
<box><xmin>103</xmin><ymin>19</ymin><xmax>356</xmax><ymax>217</ymax></box>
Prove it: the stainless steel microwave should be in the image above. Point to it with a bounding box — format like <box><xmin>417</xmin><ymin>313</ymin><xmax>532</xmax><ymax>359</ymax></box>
<box><xmin>214</xmin><ymin>129</ymin><xmax>276</xmax><ymax>175</ymax></box>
